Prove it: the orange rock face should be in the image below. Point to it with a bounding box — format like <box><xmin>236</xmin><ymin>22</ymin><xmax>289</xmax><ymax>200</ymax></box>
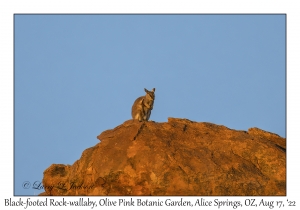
<box><xmin>40</xmin><ymin>118</ymin><xmax>286</xmax><ymax>196</ymax></box>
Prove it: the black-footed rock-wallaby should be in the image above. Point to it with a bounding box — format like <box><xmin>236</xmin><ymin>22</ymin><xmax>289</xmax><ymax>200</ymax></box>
<box><xmin>131</xmin><ymin>88</ymin><xmax>155</xmax><ymax>121</ymax></box>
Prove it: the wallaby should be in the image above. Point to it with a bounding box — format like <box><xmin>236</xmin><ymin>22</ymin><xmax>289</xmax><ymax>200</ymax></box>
<box><xmin>131</xmin><ymin>88</ymin><xmax>155</xmax><ymax>121</ymax></box>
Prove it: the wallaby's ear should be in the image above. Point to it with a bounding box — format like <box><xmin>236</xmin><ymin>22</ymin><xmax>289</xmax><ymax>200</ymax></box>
<box><xmin>144</xmin><ymin>88</ymin><xmax>155</xmax><ymax>93</ymax></box>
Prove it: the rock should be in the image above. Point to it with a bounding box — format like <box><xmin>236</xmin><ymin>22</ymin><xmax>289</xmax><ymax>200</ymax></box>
<box><xmin>40</xmin><ymin>118</ymin><xmax>286</xmax><ymax>196</ymax></box>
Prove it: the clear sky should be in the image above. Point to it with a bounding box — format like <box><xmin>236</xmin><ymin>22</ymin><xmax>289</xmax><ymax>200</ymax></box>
<box><xmin>14</xmin><ymin>14</ymin><xmax>285</xmax><ymax>195</ymax></box>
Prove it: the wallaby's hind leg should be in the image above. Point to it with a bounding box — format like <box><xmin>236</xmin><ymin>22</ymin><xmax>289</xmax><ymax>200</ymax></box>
<box><xmin>132</xmin><ymin>98</ymin><xmax>145</xmax><ymax>122</ymax></box>
<box><xmin>135</xmin><ymin>113</ymin><xmax>143</xmax><ymax>122</ymax></box>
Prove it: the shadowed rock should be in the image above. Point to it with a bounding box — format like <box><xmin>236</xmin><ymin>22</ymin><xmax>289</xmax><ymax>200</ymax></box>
<box><xmin>40</xmin><ymin>118</ymin><xmax>286</xmax><ymax>196</ymax></box>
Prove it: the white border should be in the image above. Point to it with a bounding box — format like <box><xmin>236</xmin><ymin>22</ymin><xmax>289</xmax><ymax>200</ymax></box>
<box><xmin>1</xmin><ymin>0</ymin><xmax>299</xmax><ymax>209</ymax></box>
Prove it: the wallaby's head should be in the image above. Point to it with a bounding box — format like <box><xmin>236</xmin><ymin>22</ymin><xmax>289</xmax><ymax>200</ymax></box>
<box><xmin>144</xmin><ymin>88</ymin><xmax>155</xmax><ymax>101</ymax></box>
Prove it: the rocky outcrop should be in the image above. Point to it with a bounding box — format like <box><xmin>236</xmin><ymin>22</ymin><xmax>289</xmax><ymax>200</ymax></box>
<box><xmin>40</xmin><ymin>118</ymin><xmax>286</xmax><ymax>196</ymax></box>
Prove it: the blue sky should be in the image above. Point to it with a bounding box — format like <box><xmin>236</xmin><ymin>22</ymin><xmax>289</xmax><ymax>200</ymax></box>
<box><xmin>14</xmin><ymin>14</ymin><xmax>285</xmax><ymax>195</ymax></box>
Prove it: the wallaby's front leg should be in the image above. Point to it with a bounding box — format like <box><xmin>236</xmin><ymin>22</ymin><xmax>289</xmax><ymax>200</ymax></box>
<box><xmin>143</xmin><ymin>102</ymin><xmax>151</xmax><ymax>109</ymax></box>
